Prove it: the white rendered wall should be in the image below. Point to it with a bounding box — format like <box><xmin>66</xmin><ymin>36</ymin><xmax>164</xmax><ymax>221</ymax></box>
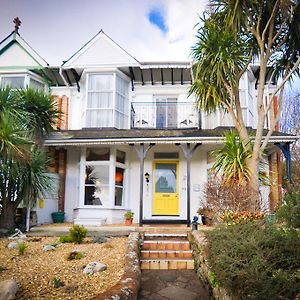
<box><xmin>64</xmin><ymin>147</ymin><xmax>81</xmax><ymax>221</ymax></box>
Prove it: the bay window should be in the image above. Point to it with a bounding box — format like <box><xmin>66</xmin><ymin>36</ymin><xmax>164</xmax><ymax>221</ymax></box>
<box><xmin>85</xmin><ymin>73</ymin><xmax>129</xmax><ymax>129</ymax></box>
<box><xmin>82</xmin><ymin>148</ymin><xmax>127</xmax><ymax>207</ymax></box>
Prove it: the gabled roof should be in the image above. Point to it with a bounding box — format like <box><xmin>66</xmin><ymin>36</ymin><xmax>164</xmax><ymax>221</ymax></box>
<box><xmin>62</xmin><ymin>30</ymin><xmax>140</xmax><ymax>68</ymax></box>
<box><xmin>0</xmin><ymin>31</ymin><xmax>48</xmax><ymax>70</ymax></box>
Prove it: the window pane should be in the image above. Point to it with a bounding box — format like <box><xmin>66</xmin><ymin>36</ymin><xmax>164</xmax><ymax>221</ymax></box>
<box><xmin>88</xmin><ymin>74</ymin><xmax>113</xmax><ymax>90</ymax></box>
<box><xmin>85</xmin><ymin>165</ymin><xmax>109</xmax><ymax>184</ymax></box>
<box><xmin>154</xmin><ymin>152</ymin><xmax>179</xmax><ymax>159</ymax></box>
<box><xmin>30</xmin><ymin>78</ymin><xmax>45</xmax><ymax>90</ymax></box>
<box><xmin>116</xmin><ymin>150</ymin><xmax>126</xmax><ymax>164</ymax></box>
<box><xmin>155</xmin><ymin>163</ymin><xmax>177</xmax><ymax>193</ymax></box>
<box><xmin>84</xmin><ymin>185</ymin><xmax>109</xmax><ymax>205</ymax></box>
<box><xmin>1</xmin><ymin>77</ymin><xmax>24</xmax><ymax>88</ymax></box>
<box><xmin>115</xmin><ymin>187</ymin><xmax>123</xmax><ymax>206</ymax></box>
<box><xmin>86</xmin><ymin>148</ymin><xmax>110</xmax><ymax>161</ymax></box>
<box><xmin>115</xmin><ymin>167</ymin><xmax>124</xmax><ymax>186</ymax></box>
<box><xmin>85</xmin><ymin>165</ymin><xmax>110</xmax><ymax>206</ymax></box>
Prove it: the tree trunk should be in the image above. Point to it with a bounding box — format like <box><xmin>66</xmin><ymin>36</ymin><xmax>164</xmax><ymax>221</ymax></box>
<box><xmin>25</xmin><ymin>200</ymin><xmax>31</xmax><ymax>232</ymax></box>
<box><xmin>247</xmin><ymin>156</ymin><xmax>261</xmax><ymax>210</ymax></box>
<box><xmin>0</xmin><ymin>201</ymin><xmax>16</xmax><ymax>230</ymax></box>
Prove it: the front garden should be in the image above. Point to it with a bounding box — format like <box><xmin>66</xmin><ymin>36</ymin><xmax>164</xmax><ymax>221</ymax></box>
<box><xmin>0</xmin><ymin>226</ymin><xmax>127</xmax><ymax>299</ymax></box>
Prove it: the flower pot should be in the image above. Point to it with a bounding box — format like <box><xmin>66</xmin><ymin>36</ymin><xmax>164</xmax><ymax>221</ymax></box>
<box><xmin>51</xmin><ymin>212</ymin><xmax>65</xmax><ymax>223</ymax></box>
<box><xmin>125</xmin><ymin>218</ymin><xmax>133</xmax><ymax>226</ymax></box>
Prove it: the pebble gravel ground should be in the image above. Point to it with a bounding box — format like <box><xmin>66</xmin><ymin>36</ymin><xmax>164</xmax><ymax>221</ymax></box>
<box><xmin>0</xmin><ymin>236</ymin><xmax>127</xmax><ymax>299</ymax></box>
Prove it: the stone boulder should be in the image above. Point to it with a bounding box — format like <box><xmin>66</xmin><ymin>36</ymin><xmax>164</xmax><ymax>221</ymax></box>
<box><xmin>42</xmin><ymin>245</ymin><xmax>56</xmax><ymax>252</ymax></box>
<box><xmin>0</xmin><ymin>279</ymin><xmax>18</xmax><ymax>300</ymax></box>
<box><xmin>83</xmin><ymin>262</ymin><xmax>107</xmax><ymax>275</ymax></box>
<box><xmin>7</xmin><ymin>242</ymin><xmax>18</xmax><ymax>249</ymax></box>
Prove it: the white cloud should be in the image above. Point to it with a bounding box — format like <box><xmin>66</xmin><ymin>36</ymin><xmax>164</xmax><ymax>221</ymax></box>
<box><xmin>0</xmin><ymin>0</ymin><xmax>208</xmax><ymax>64</ymax></box>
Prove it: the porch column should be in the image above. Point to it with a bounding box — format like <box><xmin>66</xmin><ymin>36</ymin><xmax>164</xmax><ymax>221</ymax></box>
<box><xmin>275</xmin><ymin>142</ymin><xmax>292</xmax><ymax>182</ymax></box>
<box><xmin>133</xmin><ymin>143</ymin><xmax>154</xmax><ymax>226</ymax></box>
<box><xmin>178</xmin><ymin>143</ymin><xmax>201</xmax><ymax>226</ymax></box>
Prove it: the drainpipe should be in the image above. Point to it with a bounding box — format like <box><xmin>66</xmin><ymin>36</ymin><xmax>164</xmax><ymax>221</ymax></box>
<box><xmin>59</xmin><ymin>67</ymin><xmax>69</xmax><ymax>87</ymax></box>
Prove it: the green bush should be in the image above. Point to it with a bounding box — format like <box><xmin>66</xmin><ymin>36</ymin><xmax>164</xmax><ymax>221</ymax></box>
<box><xmin>17</xmin><ymin>242</ymin><xmax>27</xmax><ymax>255</ymax></box>
<box><xmin>276</xmin><ymin>184</ymin><xmax>300</xmax><ymax>228</ymax></box>
<box><xmin>53</xmin><ymin>277</ymin><xmax>64</xmax><ymax>288</ymax></box>
<box><xmin>66</xmin><ymin>250</ymin><xmax>84</xmax><ymax>261</ymax></box>
<box><xmin>205</xmin><ymin>224</ymin><xmax>300</xmax><ymax>299</ymax></box>
<box><xmin>69</xmin><ymin>225</ymin><xmax>88</xmax><ymax>244</ymax></box>
<box><xmin>58</xmin><ymin>235</ymin><xmax>73</xmax><ymax>243</ymax></box>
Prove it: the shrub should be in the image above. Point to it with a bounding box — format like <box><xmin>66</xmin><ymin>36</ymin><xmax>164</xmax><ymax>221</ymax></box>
<box><xmin>220</xmin><ymin>210</ymin><xmax>264</xmax><ymax>225</ymax></box>
<box><xmin>276</xmin><ymin>184</ymin><xmax>300</xmax><ymax>228</ymax></box>
<box><xmin>205</xmin><ymin>224</ymin><xmax>300</xmax><ymax>299</ymax></box>
<box><xmin>66</xmin><ymin>250</ymin><xmax>84</xmax><ymax>261</ymax></box>
<box><xmin>53</xmin><ymin>277</ymin><xmax>65</xmax><ymax>288</ymax></box>
<box><xmin>58</xmin><ymin>235</ymin><xmax>73</xmax><ymax>243</ymax></box>
<box><xmin>17</xmin><ymin>242</ymin><xmax>27</xmax><ymax>255</ymax></box>
<box><xmin>69</xmin><ymin>225</ymin><xmax>88</xmax><ymax>244</ymax></box>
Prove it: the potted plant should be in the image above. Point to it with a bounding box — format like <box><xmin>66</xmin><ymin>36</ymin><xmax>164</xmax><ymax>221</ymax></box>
<box><xmin>124</xmin><ymin>210</ymin><xmax>134</xmax><ymax>226</ymax></box>
<box><xmin>51</xmin><ymin>211</ymin><xmax>65</xmax><ymax>223</ymax></box>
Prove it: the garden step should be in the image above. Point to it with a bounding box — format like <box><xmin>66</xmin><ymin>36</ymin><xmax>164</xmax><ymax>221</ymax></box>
<box><xmin>142</xmin><ymin>240</ymin><xmax>190</xmax><ymax>251</ymax></box>
<box><xmin>140</xmin><ymin>259</ymin><xmax>194</xmax><ymax>270</ymax></box>
<box><xmin>141</xmin><ymin>250</ymin><xmax>193</xmax><ymax>259</ymax></box>
<box><xmin>144</xmin><ymin>233</ymin><xmax>187</xmax><ymax>241</ymax></box>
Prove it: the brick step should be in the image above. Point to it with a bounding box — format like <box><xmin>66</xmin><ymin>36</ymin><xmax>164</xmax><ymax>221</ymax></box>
<box><xmin>142</xmin><ymin>240</ymin><xmax>190</xmax><ymax>251</ymax></box>
<box><xmin>144</xmin><ymin>233</ymin><xmax>187</xmax><ymax>241</ymax></box>
<box><xmin>141</xmin><ymin>259</ymin><xmax>194</xmax><ymax>270</ymax></box>
<box><xmin>141</xmin><ymin>250</ymin><xmax>193</xmax><ymax>259</ymax></box>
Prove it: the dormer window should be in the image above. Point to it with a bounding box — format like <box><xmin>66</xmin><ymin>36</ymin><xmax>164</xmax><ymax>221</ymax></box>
<box><xmin>85</xmin><ymin>73</ymin><xmax>129</xmax><ymax>129</ymax></box>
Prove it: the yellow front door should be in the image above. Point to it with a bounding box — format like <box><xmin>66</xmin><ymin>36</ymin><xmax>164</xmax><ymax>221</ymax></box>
<box><xmin>153</xmin><ymin>161</ymin><xmax>179</xmax><ymax>216</ymax></box>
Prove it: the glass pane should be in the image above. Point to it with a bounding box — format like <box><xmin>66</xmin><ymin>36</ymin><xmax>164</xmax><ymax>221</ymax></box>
<box><xmin>1</xmin><ymin>77</ymin><xmax>25</xmax><ymax>88</ymax></box>
<box><xmin>85</xmin><ymin>165</ymin><xmax>109</xmax><ymax>184</ymax></box>
<box><xmin>88</xmin><ymin>74</ymin><xmax>113</xmax><ymax>90</ymax></box>
<box><xmin>155</xmin><ymin>163</ymin><xmax>177</xmax><ymax>193</ymax></box>
<box><xmin>156</xmin><ymin>99</ymin><xmax>166</xmax><ymax>128</ymax></box>
<box><xmin>116</xmin><ymin>150</ymin><xmax>126</xmax><ymax>164</ymax></box>
<box><xmin>84</xmin><ymin>185</ymin><xmax>109</xmax><ymax>205</ymax></box>
<box><xmin>167</xmin><ymin>98</ymin><xmax>177</xmax><ymax>127</ymax></box>
<box><xmin>86</xmin><ymin>148</ymin><xmax>110</xmax><ymax>161</ymax></box>
<box><xmin>115</xmin><ymin>187</ymin><xmax>123</xmax><ymax>206</ymax></box>
<box><xmin>115</xmin><ymin>167</ymin><xmax>124</xmax><ymax>186</ymax></box>
<box><xmin>30</xmin><ymin>78</ymin><xmax>44</xmax><ymax>90</ymax></box>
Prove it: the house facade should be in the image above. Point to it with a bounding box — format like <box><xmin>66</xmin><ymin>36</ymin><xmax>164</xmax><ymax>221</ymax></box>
<box><xmin>0</xmin><ymin>26</ymin><xmax>295</xmax><ymax>226</ymax></box>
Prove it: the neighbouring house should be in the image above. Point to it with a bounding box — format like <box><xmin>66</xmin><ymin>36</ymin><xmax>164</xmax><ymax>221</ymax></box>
<box><xmin>0</xmin><ymin>23</ymin><xmax>296</xmax><ymax>226</ymax></box>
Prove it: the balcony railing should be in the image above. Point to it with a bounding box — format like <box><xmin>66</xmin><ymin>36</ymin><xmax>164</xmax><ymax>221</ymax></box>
<box><xmin>131</xmin><ymin>102</ymin><xmax>199</xmax><ymax>129</ymax></box>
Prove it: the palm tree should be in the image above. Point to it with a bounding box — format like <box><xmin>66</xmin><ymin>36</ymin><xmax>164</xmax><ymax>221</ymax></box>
<box><xmin>191</xmin><ymin>0</ymin><xmax>300</xmax><ymax>196</ymax></box>
<box><xmin>0</xmin><ymin>87</ymin><xmax>59</xmax><ymax>230</ymax></box>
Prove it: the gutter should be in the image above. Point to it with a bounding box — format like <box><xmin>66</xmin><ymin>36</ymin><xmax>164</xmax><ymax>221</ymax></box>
<box><xmin>43</xmin><ymin>135</ymin><xmax>297</xmax><ymax>147</ymax></box>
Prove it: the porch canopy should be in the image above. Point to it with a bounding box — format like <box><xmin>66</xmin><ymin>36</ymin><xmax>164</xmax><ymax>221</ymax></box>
<box><xmin>44</xmin><ymin>128</ymin><xmax>296</xmax><ymax>226</ymax></box>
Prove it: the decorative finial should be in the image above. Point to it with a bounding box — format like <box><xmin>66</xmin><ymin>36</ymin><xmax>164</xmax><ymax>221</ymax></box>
<box><xmin>13</xmin><ymin>17</ymin><xmax>21</xmax><ymax>33</ymax></box>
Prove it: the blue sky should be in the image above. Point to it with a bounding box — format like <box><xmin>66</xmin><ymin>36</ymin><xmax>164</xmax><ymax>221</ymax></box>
<box><xmin>0</xmin><ymin>0</ymin><xmax>208</xmax><ymax>65</ymax></box>
<box><xmin>148</xmin><ymin>9</ymin><xmax>168</xmax><ymax>34</ymax></box>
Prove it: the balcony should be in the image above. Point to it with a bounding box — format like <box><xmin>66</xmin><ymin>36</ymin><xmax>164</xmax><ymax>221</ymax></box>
<box><xmin>131</xmin><ymin>102</ymin><xmax>199</xmax><ymax>129</ymax></box>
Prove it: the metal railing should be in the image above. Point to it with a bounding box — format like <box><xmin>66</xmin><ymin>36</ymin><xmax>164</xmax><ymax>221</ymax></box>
<box><xmin>131</xmin><ymin>102</ymin><xmax>199</xmax><ymax>129</ymax></box>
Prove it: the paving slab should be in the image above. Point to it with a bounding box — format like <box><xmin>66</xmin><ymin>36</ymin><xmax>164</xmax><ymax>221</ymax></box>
<box><xmin>138</xmin><ymin>270</ymin><xmax>210</xmax><ymax>300</ymax></box>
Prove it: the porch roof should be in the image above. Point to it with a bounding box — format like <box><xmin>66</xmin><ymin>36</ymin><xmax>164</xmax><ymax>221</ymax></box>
<box><xmin>44</xmin><ymin>127</ymin><xmax>297</xmax><ymax>146</ymax></box>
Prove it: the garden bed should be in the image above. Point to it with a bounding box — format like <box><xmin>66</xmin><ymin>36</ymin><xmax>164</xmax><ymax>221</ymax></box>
<box><xmin>0</xmin><ymin>236</ymin><xmax>127</xmax><ymax>299</ymax></box>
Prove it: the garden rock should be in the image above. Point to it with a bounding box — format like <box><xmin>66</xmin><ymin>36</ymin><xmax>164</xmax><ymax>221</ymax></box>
<box><xmin>42</xmin><ymin>245</ymin><xmax>56</xmax><ymax>252</ymax></box>
<box><xmin>7</xmin><ymin>242</ymin><xmax>18</xmax><ymax>249</ymax></box>
<box><xmin>83</xmin><ymin>262</ymin><xmax>107</xmax><ymax>275</ymax></box>
<box><xmin>0</xmin><ymin>279</ymin><xmax>18</xmax><ymax>300</ymax></box>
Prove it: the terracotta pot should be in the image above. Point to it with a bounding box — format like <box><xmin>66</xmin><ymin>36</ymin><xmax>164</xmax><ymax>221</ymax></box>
<box><xmin>125</xmin><ymin>218</ymin><xmax>133</xmax><ymax>226</ymax></box>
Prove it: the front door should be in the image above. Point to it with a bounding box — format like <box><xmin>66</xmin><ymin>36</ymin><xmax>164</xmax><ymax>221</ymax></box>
<box><xmin>153</xmin><ymin>161</ymin><xmax>179</xmax><ymax>216</ymax></box>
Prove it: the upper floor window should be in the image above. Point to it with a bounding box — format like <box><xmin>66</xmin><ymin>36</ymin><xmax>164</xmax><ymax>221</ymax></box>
<box><xmin>85</xmin><ymin>73</ymin><xmax>129</xmax><ymax>129</ymax></box>
<box><xmin>1</xmin><ymin>76</ymin><xmax>25</xmax><ymax>88</ymax></box>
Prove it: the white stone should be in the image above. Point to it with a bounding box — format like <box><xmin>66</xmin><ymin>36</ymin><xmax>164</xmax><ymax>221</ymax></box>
<box><xmin>42</xmin><ymin>245</ymin><xmax>56</xmax><ymax>252</ymax></box>
<box><xmin>83</xmin><ymin>262</ymin><xmax>107</xmax><ymax>275</ymax></box>
<box><xmin>0</xmin><ymin>279</ymin><xmax>18</xmax><ymax>300</ymax></box>
<box><xmin>7</xmin><ymin>242</ymin><xmax>18</xmax><ymax>249</ymax></box>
